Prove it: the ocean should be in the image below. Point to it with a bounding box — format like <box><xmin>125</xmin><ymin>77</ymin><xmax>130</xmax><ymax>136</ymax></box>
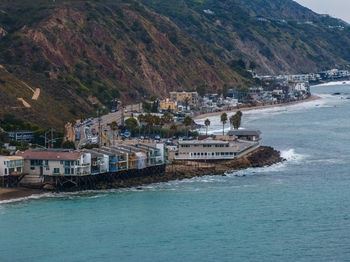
<box><xmin>1</xmin><ymin>84</ymin><xmax>350</xmax><ymax>262</ymax></box>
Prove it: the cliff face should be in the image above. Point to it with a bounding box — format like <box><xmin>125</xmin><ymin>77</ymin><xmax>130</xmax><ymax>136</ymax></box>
<box><xmin>0</xmin><ymin>0</ymin><xmax>349</xmax><ymax>127</ymax></box>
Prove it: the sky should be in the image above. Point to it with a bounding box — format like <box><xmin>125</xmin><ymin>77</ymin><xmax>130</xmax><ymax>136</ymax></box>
<box><xmin>295</xmin><ymin>0</ymin><xmax>350</xmax><ymax>23</ymax></box>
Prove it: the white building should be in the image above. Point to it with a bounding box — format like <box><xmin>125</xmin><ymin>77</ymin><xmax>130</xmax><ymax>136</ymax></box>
<box><xmin>175</xmin><ymin>138</ymin><xmax>259</xmax><ymax>161</ymax></box>
<box><xmin>0</xmin><ymin>156</ymin><xmax>24</xmax><ymax>176</ymax></box>
<box><xmin>16</xmin><ymin>149</ymin><xmax>91</xmax><ymax>185</ymax></box>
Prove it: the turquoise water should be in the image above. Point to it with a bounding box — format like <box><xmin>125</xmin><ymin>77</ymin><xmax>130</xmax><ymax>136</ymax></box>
<box><xmin>1</xmin><ymin>84</ymin><xmax>350</xmax><ymax>261</ymax></box>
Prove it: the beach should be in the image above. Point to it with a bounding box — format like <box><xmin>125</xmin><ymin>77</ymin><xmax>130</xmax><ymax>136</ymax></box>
<box><xmin>194</xmin><ymin>95</ymin><xmax>320</xmax><ymax>120</ymax></box>
<box><xmin>0</xmin><ymin>187</ymin><xmax>43</xmax><ymax>201</ymax></box>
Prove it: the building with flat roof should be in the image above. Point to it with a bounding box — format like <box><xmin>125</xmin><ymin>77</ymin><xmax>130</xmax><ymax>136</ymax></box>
<box><xmin>159</xmin><ymin>99</ymin><xmax>177</xmax><ymax>112</ymax></box>
<box><xmin>175</xmin><ymin>138</ymin><xmax>259</xmax><ymax>161</ymax></box>
<box><xmin>169</xmin><ymin>91</ymin><xmax>199</xmax><ymax>108</ymax></box>
<box><xmin>7</xmin><ymin>130</ymin><xmax>34</xmax><ymax>142</ymax></box>
<box><xmin>227</xmin><ymin>130</ymin><xmax>261</xmax><ymax>142</ymax></box>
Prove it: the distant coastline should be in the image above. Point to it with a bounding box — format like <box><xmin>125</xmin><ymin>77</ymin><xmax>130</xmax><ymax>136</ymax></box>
<box><xmin>312</xmin><ymin>80</ymin><xmax>350</xmax><ymax>87</ymax></box>
<box><xmin>194</xmin><ymin>95</ymin><xmax>321</xmax><ymax>120</ymax></box>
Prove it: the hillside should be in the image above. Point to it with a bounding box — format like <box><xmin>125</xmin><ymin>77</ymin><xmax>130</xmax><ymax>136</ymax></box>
<box><xmin>0</xmin><ymin>0</ymin><xmax>349</xmax><ymax>127</ymax></box>
<box><xmin>0</xmin><ymin>0</ymin><xmax>254</xmax><ymax>127</ymax></box>
<box><xmin>139</xmin><ymin>0</ymin><xmax>350</xmax><ymax>73</ymax></box>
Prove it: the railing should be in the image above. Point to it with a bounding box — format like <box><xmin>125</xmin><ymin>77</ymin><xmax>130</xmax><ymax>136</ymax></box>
<box><xmin>175</xmin><ymin>155</ymin><xmax>235</xmax><ymax>160</ymax></box>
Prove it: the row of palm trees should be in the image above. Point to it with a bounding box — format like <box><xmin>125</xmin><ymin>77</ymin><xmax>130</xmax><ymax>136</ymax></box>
<box><xmin>204</xmin><ymin>110</ymin><xmax>243</xmax><ymax>136</ymax></box>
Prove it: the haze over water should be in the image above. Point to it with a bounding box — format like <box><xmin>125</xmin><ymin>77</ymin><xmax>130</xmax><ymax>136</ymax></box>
<box><xmin>1</xmin><ymin>84</ymin><xmax>350</xmax><ymax>261</ymax></box>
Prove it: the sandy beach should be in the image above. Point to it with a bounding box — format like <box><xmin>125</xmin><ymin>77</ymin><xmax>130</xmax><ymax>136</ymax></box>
<box><xmin>194</xmin><ymin>95</ymin><xmax>321</xmax><ymax>120</ymax></box>
<box><xmin>0</xmin><ymin>188</ymin><xmax>44</xmax><ymax>202</ymax></box>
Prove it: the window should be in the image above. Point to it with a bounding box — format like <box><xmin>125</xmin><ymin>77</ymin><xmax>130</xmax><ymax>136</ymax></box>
<box><xmin>30</xmin><ymin>167</ymin><xmax>35</xmax><ymax>170</ymax></box>
<box><xmin>60</xmin><ymin>161</ymin><xmax>63</xmax><ymax>165</ymax></box>
<box><xmin>45</xmin><ymin>160</ymin><xmax>48</xmax><ymax>166</ymax></box>
<box><xmin>31</xmin><ymin>160</ymin><xmax>35</xmax><ymax>166</ymax></box>
<box><xmin>4</xmin><ymin>168</ymin><xmax>7</xmax><ymax>175</ymax></box>
<box><xmin>71</xmin><ymin>168</ymin><xmax>74</xmax><ymax>174</ymax></box>
<box><xmin>64</xmin><ymin>168</ymin><xmax>70</xmax><ymax>175</ymax></box>
<box><xmin>53</xmin><ymin>168</ymin><xmax>60</xmax><ymax>174</ymax></box>
<box><xmin>46</xmin><ymin>167</ymin><xmax>50</xmax><ymax>171</ymax></box>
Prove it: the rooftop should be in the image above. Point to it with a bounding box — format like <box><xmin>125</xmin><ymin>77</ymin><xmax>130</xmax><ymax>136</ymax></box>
<box><xmin>227</xmin><ymin>129</ymin><xmax>261</xmax><ymax>136</ymax></box>
<box><xmin>0</xmin><ymin>156</ymin><xmax>23</xmax><ymax>160</ymax></box>
<box><xmin>17</xmin><ymin>149</ymin><xmax>82</xmax><ymax>160</ymax></box>
<box><xmin>179</xmin><ymin>138</ymin><xmax>229</xmax><ymax>145</ymax></box>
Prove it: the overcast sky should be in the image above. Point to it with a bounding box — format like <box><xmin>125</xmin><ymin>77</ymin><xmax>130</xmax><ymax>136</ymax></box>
<box><xmin>295</xmin><ymin>0</ymin><xmax>350</xmax><ymax>23</ymax></box>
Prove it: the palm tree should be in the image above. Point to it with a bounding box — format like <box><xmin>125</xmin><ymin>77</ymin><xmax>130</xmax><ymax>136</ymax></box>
<box><xmin>110</xmin><ymin>121</ymin><xmax>118</xmax><ymax>145</ymax></box>
<box><xmin>204</xmin><ymin>118</ymin><xmax>211</xmax><ymax>136</ymax></box>
<box><xmin>230</xmin><ymin>111</ymin><xmax>242</xmax><ymax>130</ymax></box>
<box><xmin>220</xmin><ymin>113</ymin><xmax>228</xmax><ymax>135</ymax></box>
<box><xmin>183</xmin><ymin>116</ymin><xmax>193</xmax><ymax>137</ymax></box>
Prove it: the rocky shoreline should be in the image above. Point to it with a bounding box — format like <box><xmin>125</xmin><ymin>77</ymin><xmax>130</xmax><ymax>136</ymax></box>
<box><xmin>94</xmin><ymin>146</ymin><xmax>283</xmax><ymax>190</ymax></box>
<box><xmin>0</xmin><ymin>146</ymin><xmax>283</xmax><ymax>202</ymax></box>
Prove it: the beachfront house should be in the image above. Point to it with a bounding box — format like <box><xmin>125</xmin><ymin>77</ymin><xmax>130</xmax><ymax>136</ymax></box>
<box><xmin>16</xmin><ymin>149</ymin><xmax>91</xmax><ymax>185</ymax></box>
<box><xmin>0</xmin><ymin>156</ymin><xmax>24</xmax><ymax>176</ymax></box>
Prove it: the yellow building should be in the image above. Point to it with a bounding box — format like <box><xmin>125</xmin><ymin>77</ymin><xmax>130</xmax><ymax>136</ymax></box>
<box><xmin>159</xmin><ymin>99</ymin><xmax>177</xmax><ymax>112</ymax></box>
<box><xmin>169</xmin><ymin>91</ymin><xmax>199</xmax><ymax>107</ymax></box>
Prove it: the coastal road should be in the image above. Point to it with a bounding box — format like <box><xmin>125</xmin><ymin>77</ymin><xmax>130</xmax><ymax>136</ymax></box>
<box><xmin>76</xmin><ymin>103</ymin><xmax>142</xmax><ymax>148</ymax></box>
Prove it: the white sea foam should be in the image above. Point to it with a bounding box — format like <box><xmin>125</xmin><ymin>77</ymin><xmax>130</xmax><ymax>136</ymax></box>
<box><xmin>281</xmin><ymin>149</ymin><xmax>307</xmax><ymax>163</ymax></box>
<box><xmin>0</xmin><ymin>192</ymin><xmax>55</xmax><ymax>205</ymax></box>
<box><xmin>314</xmin><ymin>81</ymin><xmax>350</xmax><ymax>87</ymax></box>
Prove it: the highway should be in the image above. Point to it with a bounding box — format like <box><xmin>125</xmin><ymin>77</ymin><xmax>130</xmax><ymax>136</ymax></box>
<box><xmin>76</xmin><ymin>103</ymin><xmax>141</xmax><ymax>148</ymax></box>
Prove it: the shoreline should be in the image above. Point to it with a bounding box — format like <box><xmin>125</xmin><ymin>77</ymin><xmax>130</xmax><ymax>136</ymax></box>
<box><xmin>194</xmin><ymin>95</ymin><xmax>321</xmax><ymax>120</ymax></box>
<box><xmin>0</xmin><ymin>188</ymin><xmax>44</xmax><ymax>202</ymax></box>
<box><xmin>0</xmin><ymin>146</ymin><xmax>283</xmax><ymax>203</ymax></box>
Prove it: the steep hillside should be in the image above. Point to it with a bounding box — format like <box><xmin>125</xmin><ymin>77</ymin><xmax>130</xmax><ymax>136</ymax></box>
<box><xmin>0</xmin><ymin>0</ymin><xmax>251</xmax><ymax>127</ymax></box>
<box><xmin>0</xmin><ymin>0</ymin><xmax>350</xmax><ymax>127</ymax></box>
<box><xmin>139</xmin><ymin>0</ymin><xmax>350</xmax><ymax>74</ymax></box>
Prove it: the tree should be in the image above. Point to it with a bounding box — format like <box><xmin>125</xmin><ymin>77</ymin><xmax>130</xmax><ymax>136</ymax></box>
<box><xmin>183</xmin><ymin>116</ymin><xmax>194</xmax><ymax>137</ymax></box>
<box><xmin>230</xmin><ymin>111</ymin><xmax>242</xmax><ymax>130</ymax></box>
<box><xmin>220</xmin><ymin>112</ymin><xmax>228</xmax><ymax>135</ymax></box>
<box><xmin>61</xmin><ymin>140</ymin><xmax>76</xmax><ymax>149</ymax></box>
<box><xmin>204</xmin><ymin>118</ymin><xmax>211</xmax><ymax>136</ymax></box>
<box><xmin>125</xmin><ymin>117</ymin><xmax>138</xmax><ymax>131</ymax></box>
<box><xmin>110</xmin><ymin>121</ymin><xmax>118</xmax><ymax>145</ymax></box>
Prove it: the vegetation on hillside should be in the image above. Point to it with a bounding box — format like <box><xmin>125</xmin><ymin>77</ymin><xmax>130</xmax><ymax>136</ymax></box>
<box><xmin>0</xmin><ymin>0</ymin><xmax>349</xmax><ymax>128</ymax></box>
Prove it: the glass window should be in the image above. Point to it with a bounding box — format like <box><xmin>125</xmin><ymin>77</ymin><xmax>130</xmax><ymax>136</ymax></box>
<box><xmin>71</xmin><ymin>168</ymin><xmax>74</xmax><ymax>174</ymax></box>
<box><xmin>31</xmin><ymin>160</ymin><xmax>35</xmax><ymax>166</ymax></box>
<box><xmin>4</xmin><ymin>168</ymin><xmax>7</xmax><ymax>175</ymax></box>
<box><xmin>53</xmin><ymin>168</ymin><xmax>60</xmax><ymax>174</ymax></box>
<box><xmin>64</xmin><ymin>168</ymin><xmax>70</xmax><ymax>175</ymax></box>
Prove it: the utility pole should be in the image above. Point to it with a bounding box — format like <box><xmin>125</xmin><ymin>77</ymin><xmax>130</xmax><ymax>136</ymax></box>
<box><xmin>97</xmin><ymin>109</ymin><xmax>102</xmax><ymax>148</ymax></box>
<box><xmin>121</xmin><ymin>106</ymin><xmax>125</xmax><ymax>127</ymax></box>
<box><xmin>50</xmin><ymin>128</ymin><xmax>54</xmax><ymax>148</ymax></box>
